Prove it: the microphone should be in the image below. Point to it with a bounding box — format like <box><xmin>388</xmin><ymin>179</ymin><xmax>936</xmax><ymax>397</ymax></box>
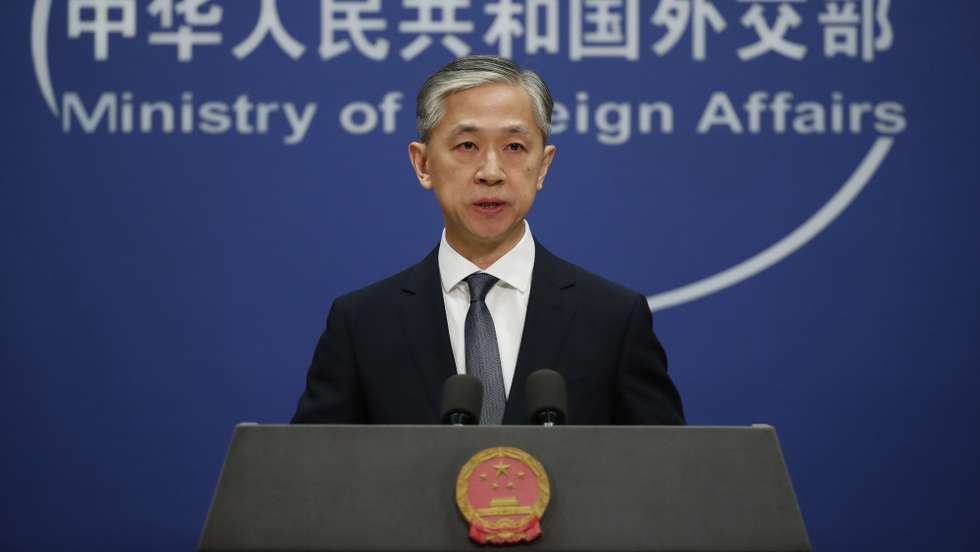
<box><xmin>526</xmin><ymin>369</ymin><xmax>567</xmax><ymax>426</ymax></box>
<box><xmin>441</xmin><ymin>374</ymin><xmax>483</xmax><ymax>425</ymax></box>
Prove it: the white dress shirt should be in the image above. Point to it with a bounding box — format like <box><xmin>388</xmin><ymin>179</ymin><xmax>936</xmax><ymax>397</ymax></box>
<box><xmin>438</xmin><ymin>221</ymin><xmax>535</xmax><ymax>398</ymax></box>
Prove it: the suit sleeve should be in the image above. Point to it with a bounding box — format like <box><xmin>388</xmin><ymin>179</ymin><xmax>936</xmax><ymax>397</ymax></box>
<box><xmin>290</xmin><ymin>298</ymin><xmax>367</xmax><ymax>424</ymax></box>
<box><xmin>613</xmin><ymin>294</ymin><xmax>686</xmax><ymax>425</ymax></box>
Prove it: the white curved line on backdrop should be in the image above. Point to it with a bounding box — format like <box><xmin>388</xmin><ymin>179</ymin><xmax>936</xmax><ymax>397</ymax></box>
<box><xmin>647</xmin><ymin>136</ymin><xmax>894</xmax><ymax>312</ymax></box>
<box><xmin>32</xmin><ymin>0</ymin><xmax>57</xmax><ymax>117</ymax></box>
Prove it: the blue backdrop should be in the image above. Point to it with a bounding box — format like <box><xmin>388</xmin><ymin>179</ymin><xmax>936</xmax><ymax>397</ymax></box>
<box><xmin>2</xmin><ymin>1</ymin><xmax>978</xmax><ymax>549</ymax></box>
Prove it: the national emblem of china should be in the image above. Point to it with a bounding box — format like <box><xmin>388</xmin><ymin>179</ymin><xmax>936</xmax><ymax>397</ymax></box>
<box><xmin>456</xmin><ymin>447</ymin><xmax>551</xmax><ymax>545</ymax></box>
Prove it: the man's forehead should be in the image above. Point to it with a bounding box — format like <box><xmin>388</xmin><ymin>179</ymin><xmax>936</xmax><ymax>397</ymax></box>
<box><xmin>441</xmin><ymin>84</ymin><xmax>533</xmax><ymax>116</ymax></box>
<box><xmin>428</xmin><ymin>83</ymin><xmax>544</xmax><ymax>142</ymax></box>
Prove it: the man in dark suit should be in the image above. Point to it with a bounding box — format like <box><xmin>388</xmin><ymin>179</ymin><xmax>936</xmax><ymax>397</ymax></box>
<box><xmin>292</xmin><ymin>56</ymin><xmax>684</xmax><ymax>425</ymax></box>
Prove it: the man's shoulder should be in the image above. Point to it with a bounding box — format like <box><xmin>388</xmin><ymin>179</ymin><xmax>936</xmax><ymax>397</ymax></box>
<box><xmin>535</xmin><ymin>244</ymin><xmax>646</xmax><ymax>309</ymax></box>
<box><xmin>329</xmin><ymin>241</ymin><xmax>648</xmax><ymax>314</ymax></box>
<box><xmin>331</xmin><ymin>247</ymin><xmax>438</xmax><ymax>311</ymax></box>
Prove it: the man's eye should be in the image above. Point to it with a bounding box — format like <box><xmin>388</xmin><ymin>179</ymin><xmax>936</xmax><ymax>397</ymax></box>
<box><xmin>457</xmin><ymin>142</ymin><xmax>477</xmax><ymax>151</ymax></box>
<box><xmin>506</xmin><ymin>143</ymin><xmax>526</xmax><ymax>152</ymax></box>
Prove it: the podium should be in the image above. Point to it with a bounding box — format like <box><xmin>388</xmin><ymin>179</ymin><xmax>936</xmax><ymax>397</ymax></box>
<box><xmin>199</xmin><ymin>424</ymin><xmax>810</xmax><ymax>551</ymax></box>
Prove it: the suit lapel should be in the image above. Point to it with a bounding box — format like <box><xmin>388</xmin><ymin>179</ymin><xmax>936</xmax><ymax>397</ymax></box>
<box><xmin>396</xmin><ymin>247</ymin><xmax>456</xmax><ymax>421</ymax></box>
<box><xmin>503</xmin><ymin>242</ymin><xmax>578</xmax><ymax>424</ymax></box>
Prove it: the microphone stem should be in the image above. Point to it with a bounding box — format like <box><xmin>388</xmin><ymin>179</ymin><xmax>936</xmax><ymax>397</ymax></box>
<box><xmin>537</xmin><ymin>410</ymin><xmax>562</xmax><ymax>426</ymax></box>
<box><xmin>447</xmin><ymin>412</ymin><xmax>475</xmax><ymax>426</ymax></box>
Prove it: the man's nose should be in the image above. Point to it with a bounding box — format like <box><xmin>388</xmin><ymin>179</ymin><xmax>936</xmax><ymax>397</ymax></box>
<box><xmin>475</xmin><ymin>151</ymin><xmax>505</xmax><ymax>185</ymax></box>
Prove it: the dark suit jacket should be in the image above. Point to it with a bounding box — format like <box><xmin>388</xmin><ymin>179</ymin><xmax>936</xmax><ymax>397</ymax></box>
<box><xmin>291</xmin><ymin>242</ymin><xmax>685</xmax><ymax>425</ymax></box>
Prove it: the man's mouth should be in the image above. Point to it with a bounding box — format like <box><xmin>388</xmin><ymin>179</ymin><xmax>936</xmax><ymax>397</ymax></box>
<box><xmin>473</xmin><ymin>197</ymin><xmax>507</xmax><ymax>212</ymax></box>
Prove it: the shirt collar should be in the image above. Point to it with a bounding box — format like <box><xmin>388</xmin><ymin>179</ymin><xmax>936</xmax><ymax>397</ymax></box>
<box><xmin>438</xmin><ymin>220</ymin><xmax>535</xmax><ymax>294</ymax></box>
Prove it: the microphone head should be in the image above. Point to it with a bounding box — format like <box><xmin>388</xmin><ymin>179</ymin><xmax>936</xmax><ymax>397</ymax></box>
<box><xmin>440</xmin><ymin>374</ymin><xmax>484</xmax><ymax>425</ymax></box>
<box><xmin>526</xmin><ymin>369</ymin><xmax>567</xmax><ymax>425</ymax></box>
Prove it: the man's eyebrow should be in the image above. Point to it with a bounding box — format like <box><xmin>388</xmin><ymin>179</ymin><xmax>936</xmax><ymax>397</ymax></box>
<box><xmin>447</xmin><ymin>123</ymin><xmax>532</xmax><ymax>137</ymax></box>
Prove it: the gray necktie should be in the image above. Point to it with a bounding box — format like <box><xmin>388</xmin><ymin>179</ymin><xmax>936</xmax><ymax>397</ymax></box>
<box><xmin>464</xmin><ymin>273</ymin><xmax>506</xmax><ymax>425</ymax></box>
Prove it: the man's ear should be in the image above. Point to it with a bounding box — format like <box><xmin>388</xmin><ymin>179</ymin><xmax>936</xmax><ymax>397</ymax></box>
<box><xmin>408</xmin><ymin>142</ymin><xmax>432</xmax><ymax>190</ymax></box>
<box><xmin>536</xmin><ymin>144</ymin><xmax>557</xmax><ymax>191</ymax></box>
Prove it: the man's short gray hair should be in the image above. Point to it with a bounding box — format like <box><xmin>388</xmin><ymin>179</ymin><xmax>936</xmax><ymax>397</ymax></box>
<box><xmin>415</xmin><ymin>55</ymin><xmax>554</xmax><ymax>144</ymax></box>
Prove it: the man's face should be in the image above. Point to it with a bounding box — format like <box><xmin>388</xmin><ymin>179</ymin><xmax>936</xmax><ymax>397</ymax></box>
<box><xmin>409</xmin><ymin>83</ymin><xmax>556</xmax><ymax>259</ymax></box>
